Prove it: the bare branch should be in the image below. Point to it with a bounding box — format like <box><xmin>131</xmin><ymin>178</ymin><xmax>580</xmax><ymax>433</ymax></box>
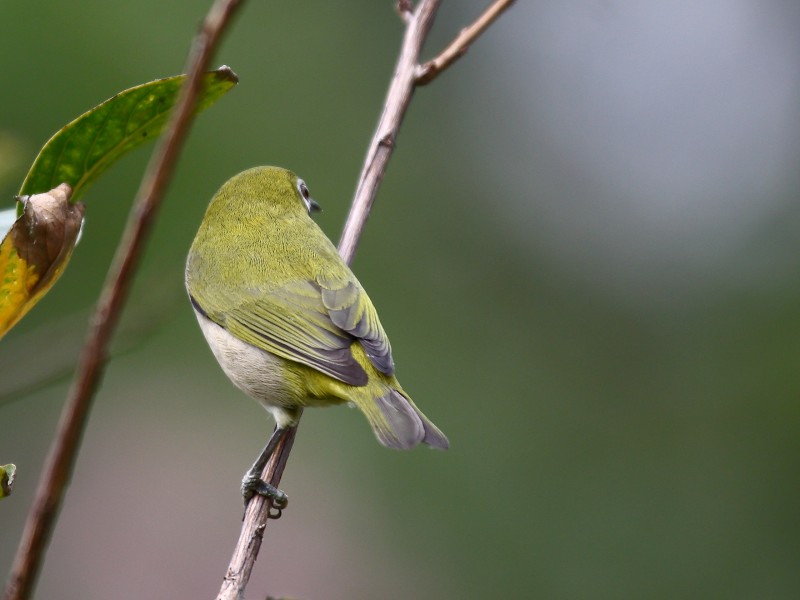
<box><xmin>218</xmin><ymin>2</ymin><xmax>442</xmax><ymax>597</ymax></box>
<box><xmin>396</xmin><ymin>0</ymin><xmax>414</xmax><ymax>24</ymax></box>
<box><xmin>218</xmin><ymin>0</ymin><xmax>515</xmax><ymax>597</ymax></box>
<box><xmin>2</xmin><ymin>2</ymin><xmax>244</xmax><ymax>599</ymax></box>
<box><xmin>416</xmin><ymin>0</ymin><xmax>516</xmax><ymax>86</ymax></box>
<box><xmin>216</xmin><ymin>426</ymin><xmax>298</xmax><ymax>600</ymax></box>
<box><xmin>338</xmin><ymin>0</ymin><xmax>442</xmax><ymax>264</ymax></box>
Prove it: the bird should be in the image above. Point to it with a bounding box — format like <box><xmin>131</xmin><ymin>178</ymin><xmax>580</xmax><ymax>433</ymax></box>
<box><xmin>185</xmin><ymin>166</ymin><xmax>448</xmax><ymax>515</ymax></box>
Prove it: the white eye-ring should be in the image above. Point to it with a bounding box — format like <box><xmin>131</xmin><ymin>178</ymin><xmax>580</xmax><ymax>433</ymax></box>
<box><xmin>296</xmin><ymin>178</ymin><xmax>321</xmax><ymax>214</ymax></box>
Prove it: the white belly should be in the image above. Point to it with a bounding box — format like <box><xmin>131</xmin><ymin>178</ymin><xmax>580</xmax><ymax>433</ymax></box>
<box><xmin>194</xmin><ymin>310</ymin><xmax>299</xmax><ymax>427</ymax></box>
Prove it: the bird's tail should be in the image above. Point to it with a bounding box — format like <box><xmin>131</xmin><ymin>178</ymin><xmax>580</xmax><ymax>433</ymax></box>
<box><xmin>355</xmin><ymin>386</ymin><xmax>449</xmax><ymax>450</ymax></box>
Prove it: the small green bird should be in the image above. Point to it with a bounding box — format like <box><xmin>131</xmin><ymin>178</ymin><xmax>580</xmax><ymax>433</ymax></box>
<box><xmin>186</xmin><ymin>166</ymin><xmax>448</xmax><ymax>514</ymax></box>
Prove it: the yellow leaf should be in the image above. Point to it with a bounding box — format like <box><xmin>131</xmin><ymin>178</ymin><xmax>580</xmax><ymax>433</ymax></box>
<box><xmin>0</xmin><ymin>184</ymin><xmax>84</xmax><ymax>339</ymax></box>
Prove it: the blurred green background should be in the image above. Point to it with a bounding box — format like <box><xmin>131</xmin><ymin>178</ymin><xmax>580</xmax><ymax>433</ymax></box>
<box><xmin>2</xmin><ymin>1</ymin><xmax>800</xmax><ymax>598</ymax></box>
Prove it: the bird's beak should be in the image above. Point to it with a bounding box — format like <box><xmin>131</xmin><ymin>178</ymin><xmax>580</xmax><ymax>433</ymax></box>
<box><xmin>309</xmin><ymin>199</ymin><xmax>322</xmax><ymax>213</ymax></box>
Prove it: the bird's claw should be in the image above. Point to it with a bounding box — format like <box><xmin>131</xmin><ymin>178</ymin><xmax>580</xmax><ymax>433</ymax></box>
<box><xmin>241</xmin><ymin>474</ymin><xmax>288</xmax><ymax>520</ymax></box>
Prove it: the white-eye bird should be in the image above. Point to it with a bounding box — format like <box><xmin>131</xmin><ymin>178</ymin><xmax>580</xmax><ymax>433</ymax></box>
<box><xmin>185</xmin><ymin>166</ymin><xmax>448</xmax><ymax>514</ymax></box>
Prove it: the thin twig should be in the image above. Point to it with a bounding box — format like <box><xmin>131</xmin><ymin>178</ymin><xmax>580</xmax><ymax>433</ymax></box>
<box><xmin>2</xmin><ymin>2</ymin><xmax>244</xmax><ymax>599</ymax></box>
<box><xmin>216</xmin><ymin>426</ymin><xmax>298</xmax><ymax>600</ymax></box>
<box><xmin>338</xmin><ymin>0</ymin><xmax>442</xmax><ymax>263</ymax></box>
<box><xmin>395</xmin><ymin>0</ymin><xmax>414</xmax><ymax>24</ymax></box>
<box><xmin>219</xmin><ymin>0</ymin><xmax>514</xmax><ymax>598</ymax></box>
<box><xmin>416</xmin><ymin>0</ymin><xmax>516</xmax><ymax>85</ymax></box>
<box><xmin>218</xmin><ymin>2</ymin><xmax>442</xmax><ymax>598</ymax></box>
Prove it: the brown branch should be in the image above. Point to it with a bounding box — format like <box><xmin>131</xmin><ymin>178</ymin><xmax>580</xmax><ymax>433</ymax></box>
<box><xmin>337</xmin><ymin>0</ymin><xmax>442</xmax><ymax>263</ymax></box>
<box><xmin>2</xmin><ymin>1</ymin><xmax>244</xmax><ymax>599</ymax></box>
<box><xmin>219</xmin><ymin>0</ymin><xmax>514</xmax><ymax>598</ymax></box>
<box><xmin>416</xmin><ymin>0</ymin><xmax>516</xmax><ymax>86</ymax></box>
<box><xmin>215</xmin><ymin>425</ymin><xmax>298</xmax><ymax>600</ymax></box>
<box><xmin>218</xmin><ymin>2</ymin><xmax>443</xmax><ymax>598</ymax></box>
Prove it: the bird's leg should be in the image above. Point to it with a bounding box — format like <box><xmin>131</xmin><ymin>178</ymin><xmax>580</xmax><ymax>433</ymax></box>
<box><xmin>241</xmin><ymin>425</ymin><xmax>288</xmax><ymax>519</ymax></box>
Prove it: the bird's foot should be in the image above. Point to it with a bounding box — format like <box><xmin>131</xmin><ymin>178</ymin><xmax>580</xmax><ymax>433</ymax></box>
<box><xmin>241</xmin><ymin>474</ymin><xmax>288</xmax><ymax>519</ymax></box>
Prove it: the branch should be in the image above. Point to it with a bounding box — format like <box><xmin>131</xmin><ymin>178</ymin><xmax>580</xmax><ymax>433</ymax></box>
<box><xmin>416</xmin><ymin>0</ymin><xmax>516</xmax><ymax>86</ymax></box>
<box><xmin>337</xmin><ymin>0</ymin><xmax>442</xmax><ymax>263</ymax></box>
<box><xmin>218</xmin><ymin>0</ymin><xmax>514</xmax><ymax>598</ymax></box>
<box><xmin>395</xmin><ymin>0</ymin><xmax>414</xmax><ymax>24</ymax></box>
<box><xmin>2</xmin><ymin>2</ymin><xmax>244</xmax><ymax>599</ymax></box>
<box><xmin>215</xmin><ymin>426</ymin><xmax>298</xmax><ymax>600</ymax></box>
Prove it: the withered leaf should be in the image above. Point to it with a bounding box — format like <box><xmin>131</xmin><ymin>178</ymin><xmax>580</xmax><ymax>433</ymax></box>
<box><xmin>0</xmin><ymin>184</ymin><xmax>85</xmax><ymax>338</ymax></box>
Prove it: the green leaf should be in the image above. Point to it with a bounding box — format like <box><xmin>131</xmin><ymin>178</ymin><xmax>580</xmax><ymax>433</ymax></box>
<box><xmin>0</xmin><ymin>66</ymin><xmax>238</xmax><ymax>338</ymax></box>
<box><xmin>17</xmin><ymin>65</ymin><xmax>239</xmax><ymax>211</ymax></box>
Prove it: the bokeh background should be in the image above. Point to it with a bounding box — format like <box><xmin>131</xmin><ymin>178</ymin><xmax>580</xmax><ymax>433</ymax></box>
<box><xmin>2</xmin><ymin>1</ymin><xmax>800</xmax><ymax>598</ymax></box>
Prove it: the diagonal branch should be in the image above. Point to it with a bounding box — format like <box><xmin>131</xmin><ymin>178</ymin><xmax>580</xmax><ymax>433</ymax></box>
<box><xmin>219</xmin><ymin>0</ymin><xmax>515</xmax><ymax>598</ymax></box>
<box><xmin>337</xmin><ymin>0</ymin><xmax>442</xmax><ymax>263</ymax></box>
<box><xmin>416</xmin><ymin>0</ymin><xmax>516</xmax><ymax>86</ymax></box>
<box><xmin>2</xmin><ymin>1</ymin><xmax>244</xmax><ymax>599</ymax></box>
<box><xmin>215</xmin><ymin>424</ymin><xmax>298</xmax><ymax>600</ymax></box>
<box><xmin>218</xmin><ymin>2</ymin><xmax>444</xmax><ymax>598</ymax></box>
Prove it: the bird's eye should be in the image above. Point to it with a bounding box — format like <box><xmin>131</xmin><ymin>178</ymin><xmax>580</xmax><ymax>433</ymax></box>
<box><xmin>296</xmin><ymin>178</ymin><xmax>321</xmax><ymax>214</ymax></box>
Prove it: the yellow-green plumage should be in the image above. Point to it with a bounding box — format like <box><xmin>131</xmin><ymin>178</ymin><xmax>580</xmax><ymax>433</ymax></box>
<box><xmin>186</xmin><ymin>166</ymin><xmax>448</xmax><ymax>450</ymax></box>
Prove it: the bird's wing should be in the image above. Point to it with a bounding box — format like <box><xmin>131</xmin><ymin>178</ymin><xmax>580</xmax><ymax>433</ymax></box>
<box><xmin>318</xmin><ymin>273</ymin><xmax>394</xmax><ymax>376</ymax></box>
<box><xmin>192</xmin><ymin>276</ymin><xmax>394</xmax><ymax>387</ymax></box>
